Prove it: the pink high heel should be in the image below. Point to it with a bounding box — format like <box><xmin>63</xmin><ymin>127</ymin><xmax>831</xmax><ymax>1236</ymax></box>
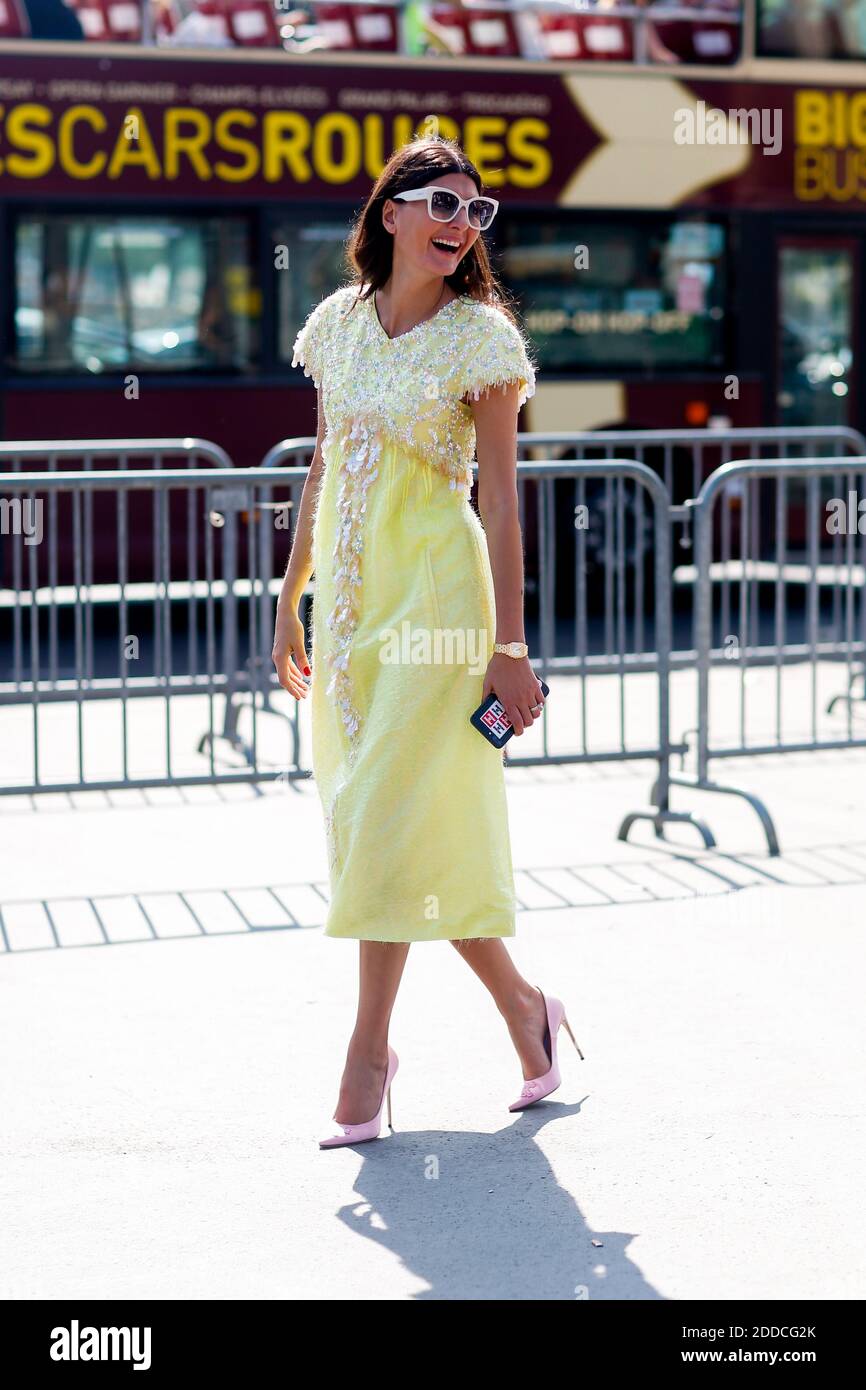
<box><xmin>508</xmin><ymin>986</ymin><xmax>584</xmax><ymax>1111</ymax></box>
<box><xmin>318</xmin><ymin>1046</ymin><xmax>399</xmax><ymax>1148</ymax></box>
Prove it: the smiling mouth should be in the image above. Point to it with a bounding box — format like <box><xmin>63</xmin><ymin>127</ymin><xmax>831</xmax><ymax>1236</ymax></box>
<box><xmin>430</xmin><ymin>236</ymin><xmax>462</xmax><ymax>254</ymax></box>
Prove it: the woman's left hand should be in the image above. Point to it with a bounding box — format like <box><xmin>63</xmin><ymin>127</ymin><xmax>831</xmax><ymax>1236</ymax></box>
<box><xmin>482</xmin><ymin>655</ymin><xmax>546</xmax><ymax>736</ymax></box>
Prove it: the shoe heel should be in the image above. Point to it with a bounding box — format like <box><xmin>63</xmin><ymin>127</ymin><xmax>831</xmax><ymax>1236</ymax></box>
<box><xmin>562</xmin><ymin>1013</ymin><xmax>585</xmax><ymax>1060</ymax></box>
<box><xmin>386</xmin><ymin>1084</ymin><xmax>394</xmax><ymax>1129</ymax></box>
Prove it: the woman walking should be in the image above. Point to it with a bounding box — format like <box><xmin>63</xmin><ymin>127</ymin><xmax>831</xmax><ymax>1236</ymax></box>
<box><xmin>272</xmin><ymin>135</ymin><xmax>583</xmax><ymax>1148</ymax></box>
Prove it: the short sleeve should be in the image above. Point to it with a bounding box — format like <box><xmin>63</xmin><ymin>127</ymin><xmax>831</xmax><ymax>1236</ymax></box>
<box><xmin>460</xmin><ymin>307</ymin><xmax>537</xmax><ymax>409</ymax></box>
<box><xmin>291</xmin><ymin>290</ymin><xmax>340</xmax><ymax>388</ymax></box>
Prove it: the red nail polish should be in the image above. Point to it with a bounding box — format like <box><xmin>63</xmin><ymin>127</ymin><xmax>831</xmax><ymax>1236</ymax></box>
<box><xmin>304</xmin><ymin>666</ymin><xmax>311</xmax><ymax>676</ymax></box>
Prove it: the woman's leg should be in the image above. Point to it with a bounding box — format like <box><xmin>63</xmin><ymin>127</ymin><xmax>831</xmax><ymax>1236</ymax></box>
<box><xmin>333</xmin><ymin>940</ymin><xmax>410</xmax><ymax>1125</ymax></box>
<box><xmin>450</xmin><ymin>938</ymin><xmax>552</xmax><ymax>1080</ymax></box>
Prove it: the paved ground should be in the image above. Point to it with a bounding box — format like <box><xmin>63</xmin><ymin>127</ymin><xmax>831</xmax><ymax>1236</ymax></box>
<box><xmin>1</xmin><ymin>731</ymin><xmax>865</xmax><ymax>1300</ymax></box>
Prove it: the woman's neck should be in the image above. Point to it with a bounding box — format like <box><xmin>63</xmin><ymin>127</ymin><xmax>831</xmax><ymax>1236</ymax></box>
<box><xmin>374</xmin><ymin>266</ymin><xmax>453</xmax><ymax>338</ymax></box>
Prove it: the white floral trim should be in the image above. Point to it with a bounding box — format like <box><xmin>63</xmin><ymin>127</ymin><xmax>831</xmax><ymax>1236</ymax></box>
<box><xmin>461</xmin><ymin>308</ymin><xmax>537</xmax><ymax>411</ymax></box>
<box><xmin>291</xmin><ymin>286</ymin><xmax>358</xmax><ymax>386</ymax></box>
<box><xmin>291</xmin><ymin>312</ymin><xmax>325</xmax><ymax>385</ymax></box>
<box><xmin>291</xmin><ymin>350</ymin><xmax>317</xmax><ymax>384</ymax></box>
<box><xmin>325</xmin><ymin>416</ymin><xmax>381</xmax><ymax>748</ymax></box>
<box><xmin>467</xmin><ymin>372</ymin><xmax>536</xmax><ymax>411</ymax></box>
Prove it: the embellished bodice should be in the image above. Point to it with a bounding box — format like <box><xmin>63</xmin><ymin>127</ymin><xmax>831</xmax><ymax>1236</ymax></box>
<box><xmin>292</xmin><ymin>284</ymin><xmax>536</xmax><ymax>495</ymax></box>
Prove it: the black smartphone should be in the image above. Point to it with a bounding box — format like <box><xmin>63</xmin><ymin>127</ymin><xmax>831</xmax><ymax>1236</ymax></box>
<box><xmin>470</xmin><ymin>680</ymin><xmax>550</xmax><ymax>749</ymax></box>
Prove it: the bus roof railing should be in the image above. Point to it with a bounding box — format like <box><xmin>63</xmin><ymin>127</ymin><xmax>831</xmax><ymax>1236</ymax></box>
<box><xmin>286</xmin><ymin>0</ymin><xmax>743</xmax><ymax>12</ymax></box>
<box><xmin>131</xmin><ymin>0</ymin><xmax>746</xmax><ymax>59</ymax></box>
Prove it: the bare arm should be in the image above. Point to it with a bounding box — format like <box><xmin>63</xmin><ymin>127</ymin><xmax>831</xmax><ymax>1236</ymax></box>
<box><xmin>472</xmin><ymin>382</ymin><xmax>545</xmax><ymax>736</ymax></box>
<box><xmin>272</xmin><ymin>387</ymin><xmax>327</xmax><ymax>700</ymax></box>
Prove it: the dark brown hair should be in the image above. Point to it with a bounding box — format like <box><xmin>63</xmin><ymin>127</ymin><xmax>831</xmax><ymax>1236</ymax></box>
<box><xmin>343</xmin><ymin>134</ymin><xmax>516</xmax><ymax>323</ymax></box>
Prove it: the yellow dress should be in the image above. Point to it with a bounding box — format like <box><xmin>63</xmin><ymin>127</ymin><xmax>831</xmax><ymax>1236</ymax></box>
<box><xmin>292</xmin><ymin>284</ymin><xmax>537</xmax><ymax>942</ymax></box>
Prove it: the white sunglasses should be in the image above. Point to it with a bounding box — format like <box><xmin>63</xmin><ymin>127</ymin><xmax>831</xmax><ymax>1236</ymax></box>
<box><xmin>391</xmin><ymin>185</ymin><xmax>499</xmax><ymax>231</ymax></box>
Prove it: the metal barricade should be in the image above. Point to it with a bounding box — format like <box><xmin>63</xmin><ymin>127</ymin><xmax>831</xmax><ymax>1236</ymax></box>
<box><xmin>260</xmin><ymin>439</ymin><xmax>317</xmax><ymax>468</ymax></box>
<box><xmin>0</xmin><ymin>466</ymin><xmax>309</xmax><ymax>793</ymax></box>
<box><xmin>0</xmin><ymin>439</ymin><xmax>234</xmax><ymax>472</ymax></box>
<box><xmin>515</xmin><ymin>426</ymin><xmax>866</xmax><ymax>498</ymax></box>
<box><xmin>259</xmin><ymin>430</ymin><xmax>866</xmax><ymax>856</ymax></box>
<box><xmin>263</xmin><ymin>426</ymin><xmax>866</xmax><ymax>505</ymax></box>
<box><xmin>0</xmin><ymin>460</ymin><xmax>705</xmax><ymax>856</ymax></box>
<box><xmin>518</xmin><ymin>428</ymin><xmax>866</xmax><ymax>671</ymax></box>
<box><xmin>265</xmin><ymin>433</ymin><xmax>673</xmax><ymax>670</ymax></box>
<box><xmin>263</xmin><ymin>429</ymin><xmax>866</xmax><ymax>660</ymax></box>
<box><xmin>5</xmin><ymin>438</ymin><xmax>866</xmax><ymax>860</ymax></box>
<box><xmin>0</xmin><ymin>439</ymin><xmax>238</xmax><ymax>738</ymax></box>
<box><xmin>503</xmin><ymin>458</ymin><xmax>706</xmax><ymax>849</ymax></box>
<box><xmin>669</xmin><ymin>456</ymin><xmax>866</xmax><ymax>855</ymax></box>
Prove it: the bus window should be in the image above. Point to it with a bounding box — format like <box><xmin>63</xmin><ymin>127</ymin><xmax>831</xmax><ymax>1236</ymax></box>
<box><xmin>274</xmin><ymin>218</ymin><xmax>351</xmax><ymax>368</ymax></box>
<box><xmin>776</xmin><ymin>241</ymin><xmax>855</xmax><ymax>428</ymax></box>
<box><xmin>758</xmin><ymin>0</ymin><xmax>866</xmax><ymax>59</ymax></box>
<box><xmin>501</xmin><ymin>216</ymin><xmax>726</xmax><ymax>372</ymax></box>
<box><xmin>11</xmin><ymin>214</ymin><xmax>260</xmax><ymax>373</ymax></box>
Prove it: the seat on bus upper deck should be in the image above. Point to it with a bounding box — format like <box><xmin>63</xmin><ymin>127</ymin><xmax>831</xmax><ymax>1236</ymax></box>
<box><xmin>66</xmin><ymin>0</ymin><xmax>140</xmax><ymax>40</ymax></box>
<box><xmin>536</xmin><ymin>12</ymin><xmax>634</xmax><ymax>63</ymax></box>
<box><xmin>225</xmin><ymin>0</ymin><xmax>282</xmax><ymax>46</ymax></box>
<box><xmin>0</xmin><ymin>0</ymin><xmax>31</xmax><ymax>37</ymax></box>
<box><xmin>314</xmin><ymin>3</ymin><xmax>399</xmax><ymax>52</ymax></box>
<box><xmin>429</xmin><ymin>5</ymin><xmax>521</xmax><ymax>58</ymax></box>
<box><xmin>652</xmin><ymin>15</ymin><xmax>740</xmax><ymax>65</ymax></box>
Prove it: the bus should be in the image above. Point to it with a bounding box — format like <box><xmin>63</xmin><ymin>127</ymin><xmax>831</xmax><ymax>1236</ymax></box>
<box><xmin>1</xmin><ymin>0</ymin><xmax>865</xmax><ymax>471</ymax></box>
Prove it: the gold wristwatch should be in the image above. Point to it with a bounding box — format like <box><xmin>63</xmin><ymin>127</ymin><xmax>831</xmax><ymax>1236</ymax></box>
<box><xmin>493</xmin><ymin>642</ymin><xmax>529</xmax><ymax>659</ymax></box>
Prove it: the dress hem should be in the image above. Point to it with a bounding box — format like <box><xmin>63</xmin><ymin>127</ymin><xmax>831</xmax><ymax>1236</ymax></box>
<box><xmin>323</xmin><ymin>920</ymin><xmax>516</xmax><ymax>943</ymax></box>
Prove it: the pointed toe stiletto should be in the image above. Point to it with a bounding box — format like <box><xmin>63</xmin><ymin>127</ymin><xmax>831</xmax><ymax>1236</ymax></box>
<box><xmin>508</xmin><ymin>986</ymin><xmax>584</xmax><ymax>1112</ymax></box>
<box><xmin>318</xmin><ymin>1045</ymin><xmax>399</xmax><ymax>1148</ymax></box>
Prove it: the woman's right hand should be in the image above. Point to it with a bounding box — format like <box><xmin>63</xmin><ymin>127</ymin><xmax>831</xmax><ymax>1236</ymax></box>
<box><xmin>272</xmin><ymin>609</ymin><xmax>311</xmax><ymax>700</ymax></box>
